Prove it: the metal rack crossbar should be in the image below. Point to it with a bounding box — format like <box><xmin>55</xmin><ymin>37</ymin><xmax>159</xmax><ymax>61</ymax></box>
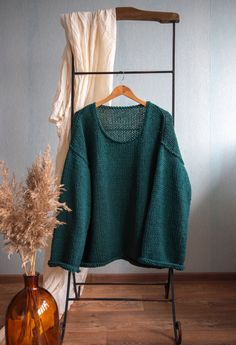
<box><xmin>74</xmin><ymin>70</ymin><xmax>173</xmax><ymax>74</ymax></box>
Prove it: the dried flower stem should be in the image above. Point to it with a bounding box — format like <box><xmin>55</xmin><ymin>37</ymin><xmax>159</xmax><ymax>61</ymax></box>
<box><xmin>20</xmin><ymin>250</ymin><xmax>28</xmax><ymax>276</ymax></box>
<box><xmin>29</xmin><ymin>252</ymin><xmax>36</xmax><ymax>276</ymax></box>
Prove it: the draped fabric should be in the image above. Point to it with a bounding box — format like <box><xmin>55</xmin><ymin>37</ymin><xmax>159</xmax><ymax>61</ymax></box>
<box><xmin>42</xmin><ymin>8</ymin><xmax>117</xmax><ymax>319</ymax></box>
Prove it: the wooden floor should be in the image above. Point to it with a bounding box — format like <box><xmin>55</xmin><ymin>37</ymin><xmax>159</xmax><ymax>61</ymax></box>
<box><xmin>1</xmin><ymin>277</ymin><xmax>236</xmax><ymax>345</ymax></box>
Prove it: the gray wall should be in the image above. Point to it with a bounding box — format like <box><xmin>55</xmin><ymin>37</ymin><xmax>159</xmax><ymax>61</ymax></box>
<box><xmin>0</xmin><ymin>0</ymin><xmax>236</xmax><ymax>274</ymax></box>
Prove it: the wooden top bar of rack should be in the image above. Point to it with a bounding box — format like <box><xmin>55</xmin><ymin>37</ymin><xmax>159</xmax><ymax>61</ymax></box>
<box><xmin>116</xmin><ymin>7</ymin><xmax>180</xmax><ymax>23</ymax></box>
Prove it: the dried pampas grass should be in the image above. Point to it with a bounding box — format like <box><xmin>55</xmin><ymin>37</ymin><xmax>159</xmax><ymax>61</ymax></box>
<box><xmin>0</xmin><ymin>145</ymin><xmax>71</xmax><ymax>275</ymax></box>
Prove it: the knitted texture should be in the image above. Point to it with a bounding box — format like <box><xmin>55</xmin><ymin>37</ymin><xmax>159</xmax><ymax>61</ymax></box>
<box><xmin>48</xmin><ymin>101</ymin><xmax>192</xmax><ymax>272</ymax></box>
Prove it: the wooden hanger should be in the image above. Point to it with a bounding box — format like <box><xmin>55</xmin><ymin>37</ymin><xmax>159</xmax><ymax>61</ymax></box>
<box><xmin>95</xmin><ymin>85</ymin><xmax>146</xmax><ymax>108</ymax></box>
<box><xmin>115</xmin><ymin>7</ymin><xmax>179</xmax><ymax>23</ymax></box>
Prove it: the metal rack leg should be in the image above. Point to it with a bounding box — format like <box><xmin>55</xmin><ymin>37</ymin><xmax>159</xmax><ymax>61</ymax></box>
<box><xmin>169</xmin><ymin>268</ymin><xmax>182</xmax><ymax>345</ymax></box>
<box><xmin>60</xmin><ymin>271</ymin><xmax>71</xmax><ymax>344</ymax></box>
<box><xmin>164</xmin><ymin>268</ymin><xmax>171</xmax><ymax>299</ymax></box>
<box><xmin>72</xmin><ymin>272</ymin><xmax>80</xmax><ymax>299</ymax></box>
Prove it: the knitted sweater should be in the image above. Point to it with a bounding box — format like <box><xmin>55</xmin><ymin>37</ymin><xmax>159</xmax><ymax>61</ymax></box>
<box><xmin>48</xmin><ymin>101</ymin><xmax>191</xmax><ymax>272</ymax></box>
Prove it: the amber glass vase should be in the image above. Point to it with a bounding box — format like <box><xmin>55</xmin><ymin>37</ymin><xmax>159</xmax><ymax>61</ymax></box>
<box><xmin>5</xmin><ymin>272</ymin><xmax>60</xmax><ymax>345</ymax></box>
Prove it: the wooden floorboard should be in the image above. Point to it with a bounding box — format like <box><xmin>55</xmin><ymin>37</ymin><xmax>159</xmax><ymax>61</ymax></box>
<box><xmin>1</xmin><ymin>278</ymin><xmax>236</xmax><ymax>344</ymax></box>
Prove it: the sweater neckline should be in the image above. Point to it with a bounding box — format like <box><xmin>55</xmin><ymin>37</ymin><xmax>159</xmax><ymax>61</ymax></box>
<box><xmin>92</xmin><ymin>101</ymin><xmax>150</xmax><ymax>144</ymax></box>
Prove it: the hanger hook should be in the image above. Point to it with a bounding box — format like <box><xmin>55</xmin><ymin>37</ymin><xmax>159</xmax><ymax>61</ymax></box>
<box><xmin>121</xmin><ymin>71</ymin><xmax>125</xmax><ymax>82</ymax></box>
<box><xmin>116</xmin><ymin>71</ymin><xmax>125</xmax><ymax>83</ymax></box>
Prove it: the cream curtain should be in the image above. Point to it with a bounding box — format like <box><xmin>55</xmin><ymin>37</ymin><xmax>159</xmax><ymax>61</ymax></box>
<box><xmin>43</xmin><ymin>7</ymin><xmax>117</xmax><ymax>318</ymax></box>
<box><xmin>0</xmin><ymin>8</ymin><xmax>116</xmax><ymax>344</ymax></box>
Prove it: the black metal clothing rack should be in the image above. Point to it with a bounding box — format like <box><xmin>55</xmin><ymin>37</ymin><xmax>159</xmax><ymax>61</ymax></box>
<box><xmin>60</xmin><ymin>8</ymin><xmax>182</xmax><ymax>345</ymax></box>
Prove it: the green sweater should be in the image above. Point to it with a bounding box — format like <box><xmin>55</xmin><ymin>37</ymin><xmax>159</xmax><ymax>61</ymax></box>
<box><xmin>48</xmin><ymin>101</ymin><xmax>191</xmax><ymax>272</ymax></box>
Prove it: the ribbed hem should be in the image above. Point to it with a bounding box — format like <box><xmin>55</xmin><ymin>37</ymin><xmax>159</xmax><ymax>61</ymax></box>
<box><xmin>48</xmin><ymin>255</ymin><xmax>184</xmax><ymax>272</ymax></box>
<box><xmin>81</xmin><ymin>256</ymin><xmax>184</xmax><ymax>271</ymax></box>
<box><xmin>138</xmin><ymin>257</ymin><xmax>184</xmax><ymax>271</ymax></box>
<box><xmin>48</xmin><ymin>260</ymin><xmax>81</xmax><ymax>273</ymax></box>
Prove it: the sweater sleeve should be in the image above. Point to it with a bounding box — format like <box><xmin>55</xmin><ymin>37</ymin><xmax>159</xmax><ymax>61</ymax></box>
<box><xmin>48</xmin><ymin>145</ymin><xmax>91</xmax><ymax>273</ymax></box>
<box><xmin>140</xmin><ymin>110</ymin><xmax>192</xmax><ymax>270</ymax></box>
